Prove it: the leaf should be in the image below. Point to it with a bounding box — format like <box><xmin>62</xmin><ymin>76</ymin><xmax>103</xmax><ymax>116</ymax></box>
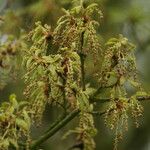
<box><xmin>85</xmin><ymin>86</ymin><xmax>96</xmax><ymax>96</ymax></box>
<box><xmin>86</xmin><ymin>3</ymin><xmax>98</xmax><ymax>10</ymax></box>
<box><xmin>9</xmin><ymin>94</ymin><xmax>18</xmax><ymax>109</ymax></box>
<box><xmin>42</xmin><ymin>56</ymin><xmax>53</xmax><ymax>63</ymax></box>
<box><xmin>61</xmin><ymin>8</ymin><xmax>70</xmax><ymax>15</ymax></box>
<box><xmin>37</xmin><ymin>81</ymin><xmax>45</xmax><ymax>87</ymax></box>
<box><xmin>57</xmin><ymin>15</ymin><xmax>69</xmax><ymax>24</ymax></box>
<box><xmin>136</xmin><ymin>91</ymin><xmax>148</xmax><ymax>97</ymax></box>
<box><xmin>120</xmin><ymin>76</ymin><xmax>126</xmax><ymax>85</ymax></box>
<box><xmin>9</xmin><ymin>106</ymin><xmax>15</xmax><ymax>114</ymax></box>
<box><xmin>77</xmin><ymin>92</ymin><xmax>90</xmax><ymax>111</ymax></box>
<box><xmin>1</xmin><ymin>139</ymin><xmax>9</xmax><ymax>148</ymax></box>
<box><xmin>129</xmin><ymin>79</ymin><xmax>140</xmax><ymax>88</ymax></box>
<box><xmin>26</xmin><ymin>57</ymin><xmax>33</xmax><ymax>68</ymax></box>
<box><xmin>0</xmin><ymin>114</ymin><xmax>6</xmax><ymax>122</ymax></box>
<box><xmin>16</xmin><ymin>118</ymin><xmax>29</xmax><ymax>131</ymax></box>
<box><xmin>1</xmin><ymin>102</ymin><xmax>10</xmax><ymax>110</ymax></box>
<box><xmin>22</xmin><ymin>110</ymin><xmax>31</xmax><ymax>127</ymax></box>
<box><xmin>18</xmin><ymin>101</ymin><xmax>29</xmax><ymax>108</ymax></box>
<box><xmin>86</xmin><ymin>3</ymin><xmax>99</xmax><ymax>15</ymax></box>
<box><xmin>9</xmin><ymin>138</ymin><xmax>18</xmax><ymax>149</ymax></box>
<box><xmin>71</xmin><ymin>6</ymin><xmax>82</xmax><ymax>14</ymax></box>
<box><xmin>50</xmin><ymin>65</ymin><xmax>57</xmax><ymax>77</ymax></box>
<box><xmin>53</xmin><ymin>54</ymin><xmax>62</xmax><ymax>62</ymax></box>
<box><xmin>34</xmin><ymin>49</ymin><xmax>42</xmax><ymax>56</ymax></box>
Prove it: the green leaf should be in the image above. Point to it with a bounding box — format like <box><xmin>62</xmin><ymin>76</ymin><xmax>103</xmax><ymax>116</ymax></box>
<box><xmin>86</xmin><ymin>3</ymin><xmax>99</xmax><ymax>15</ymax></box>
<box><xmin>129</xmin><ymin>79</ymin><xmax>140</xmax><ymax>88</ymax></box>
<box><xmin>71</xmin><ymin>6</ymin><xmax>82</xmax><ymax>14</ymax></box>
<box><xmin>61</xmin><ymin>8</ymin><xmax>70</xmax><ymax>15</ymax></box>
<box><xmin>9</xmin><ymin>94</ymin><xmax>18</xmax><ymax>109</ymax></box>
<box><xmin>16</xmin><ymin>118</ymin><xmax>29</xmax><ymax>131</ymax></box>
<box><xmin>22</xmin><ymin>110</ymin><xmax>31</xmax><ymax>127</ymax></box>
<box><xmin>136</xmin><ymin>91</ymin><xmax>148</xmax><ymax>97</ymax></box>
<box><xmin>0</xmin><ymin>114</ymin><xmax>5</xmax><ymax>122</ymax></box>
<box><xmin>18</xmin><ymin>101</ymin><xmax>29</xmax><ymax>108</ymax></box>
<box><xmin>9</xmin><ymin>106</ymin><xmax>15</xmax><ymax>114</ymax></box>
<box><xmin>1</xmin><ymin>102</ymin><xmax>10</xmax><ymax>110</ymax></box>
<box><xmin>9</xmin><ymin>138</ymin><xmax>18</xmax><ymax>149</ymax></box>
<box><xmin>85</xmin><ymin>86</ymin><xmax>96</xmax><ymax>96</ymax></box>
<box><xmin>26</xmin><ymin>57</ymin><xmax>33</xmax><ymax>68</ymax></box>
<box><xmin>120</xmin><ymin>76</ymin><xmax>126</xmax><ymax>85</ymax></box>
<box><xmin>1</xmin><ymin>139</ymin><xmax>9</xmax><ymax>148</ymax></box>
<box><xmin>77</xmin><ymin>92</ymin><xmax>90</xmax><ymax>111</ymax></box>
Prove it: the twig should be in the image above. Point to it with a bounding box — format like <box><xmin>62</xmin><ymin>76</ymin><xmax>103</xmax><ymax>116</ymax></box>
<box><xmin>29</xmin><ymin>95</ymin><xmax>150</xmax><ymax>149</ymax></box>
<box><xmin>136</xmin><ymin>96</ymin><xmax>150</xmax><ymax>102</ymax></box>
<box><xmin>90</xmin><ymin>96</ymin><xmax>150</xmax><ymax>104</ymax></box>
<box><xmin>44</xmin><ymin>114</ymin><xmax>66</xmax><ymax>133</ymax></box>
<box><xmin>91</xmin><ymin>82</ymin><xmax>118</xmax><ymax>98</ymax></box>
<box><xmin>79</xmin><ymin>30</ymin><xmax>86</xmax><ymax>91</ymax></box>
<box><xmin>90</xmin><ymin>110</ymin><xmax>108</xmax><ymax>116</ymax></box>
<box><xmin>30</xmin><ymin>109</ymin><xmax>80</xmax><ymax>150</ymax></box>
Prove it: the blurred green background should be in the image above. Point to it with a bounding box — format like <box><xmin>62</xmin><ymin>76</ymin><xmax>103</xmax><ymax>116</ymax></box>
<box><xmin>0</xmin><ymin>0</ymin><xmax>150</xmax><ymax>150</ymax></box>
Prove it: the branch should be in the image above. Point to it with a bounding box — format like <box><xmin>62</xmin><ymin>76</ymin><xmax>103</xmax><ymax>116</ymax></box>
<box><xmin>30</xmin><ymin>95</ymin><xmax>150</xmax><ymax>149</ymax></box>
<box><xmin>30</xmin><ymin>109</ymin><xmax>80</xmax><ymax>150</ymax></box>
<box><xmin>28</xmin><ymin>18</ymin><xmax>150</xmax><ymax>150</ymax></box>
<box><xmin>90</xmin><ymin>97</ymin><xmax>110</xmax><ymax>103</ymax></box>
<box><xmin>91</xmin><ymin>82</ymin><xmax>118</xmax><ymax>98</ymax></box>
<box><xmin>90</xmin><ymin>96</ymin><xmax>150</xmax><ymax>104</ymax></box>
<box><xmin>136</xmin><ymin>96</ymin><xmax>150</xmax><ymax>102</ymax></box>
<box><xmin>44</xmin><ymin>114</ymin><xmax>66</xmax><ymax>133</ymax></box>
<box><xmin>79</xmin><ymin>30</ymin><xmax>86</xmax><ymax>91</ymax></box>
<box><xmin>90</xmin><ymin>110</ymin><xmax>108</xmax><ymax>116</ymax></box>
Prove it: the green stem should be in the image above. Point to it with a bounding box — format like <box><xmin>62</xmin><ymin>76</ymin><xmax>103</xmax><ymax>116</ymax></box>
<box><xmin>30</xmin><ymin>95</ymin><xmax>150</xmax><ymax>149</ymax></box>
<box><xmin>91</xmin><ymin>82</ymin><xmax>118</xmax><ymax>98</ymax></box>
<box><xmin>136</xmin><ymin>96</ymin><xmax>150</xmax><ymax>101</ymax></box>
<box><xmin>90</xmin><ymin>110</ymin><xmax>113</xmax><ymax>116</ymax></box>
<box><xmin>90</xmin><ymin>96</ymin><xmax>150</xmax><ymax>104</ymax></box>
<box><xmin>44</xmin><ymin>114</ymin><xmax>66</xmax><ymax>133</ymax></box>
<box><xmin>30</xmin><ymin>109</ymin><xmax>80</xmax><ymax>150</ymax></box>
<box><xmin>62</xmin><ymin>77</ymin><xmax>67</xmax><ymax>115</ymax></box>
<box><xmin>79</xmin><ymin>31</ymin><xmax>86</xmax><ymax>91</ymax></box>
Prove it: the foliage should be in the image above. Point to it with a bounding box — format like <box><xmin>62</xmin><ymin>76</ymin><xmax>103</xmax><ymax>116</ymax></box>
<box><xmin>0</xmin><ymin>0</ymin><xmax>150</xmax><ymax>150</ymax></box>
<box><xmin>100</xmin><ymin>35</ymin><xmax>145</xmax><ymax>149</ymax></box>
<box><xmin>0</xmin><ymin>34</ymin><xmax>20</xmax><ymax>90</ymax></box>
<box><xmin>0</xmin><ymin>94</ymin><xmax>30</xmax><ymax>150</ymax></box>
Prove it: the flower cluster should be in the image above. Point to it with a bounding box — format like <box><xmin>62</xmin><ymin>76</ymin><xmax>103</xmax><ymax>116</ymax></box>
<box><xmin>0</xmin><ymin>94</ymin><xmax>30</xmax><ymax>150</ymax></box>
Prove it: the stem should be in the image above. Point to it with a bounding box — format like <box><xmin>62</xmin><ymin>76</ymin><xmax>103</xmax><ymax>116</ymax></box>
<box><xmin>91</xmin><ymin>82</ymin><xmax>118</xmax><ymax>98</ymax></box>
<box><xmin>90</xmin><ymin>110</ymin><xmax>108</xmax><ymax>116</ymax></box>
<box><xmin>30</xmin><ymin>95</ymin><xmax>150</xmax><ymax>149</ymax></box>
<box><xmin>79</xmin><ymin>31</ymin><xmax>86</xmax><ymax>91</ymax></box>
<box><xmin>135</xmin><ymin>96</ymin><xmax>150</xmax><ymax>101</ymax></box>
<box><xmin>90</xmin><ymin>97</ymin><xmax>110</xmax><ymax>103</ymax></box>
<box><xmin>44</xmin><ymin>114</ymin><xmax>66</xmax><ymax>133</ymax></box>
<box><xmin>90</xmin><ymin>96</ymin><xmax>150</xmax><ymax>104</ymax></box>
<box><xmin>30</xmin><ymin>109</ymin><xmax>80</xmax><ymax>150</ymax></box>
<box><xmin>90</xmin><ymin>109</ymin><xmax>114</xmax><ymax>116</ymax></box>
<box><xmin>62</xmin><ymin>77</ymin><xmax>67</xmax><ymax>115</ymax></box>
